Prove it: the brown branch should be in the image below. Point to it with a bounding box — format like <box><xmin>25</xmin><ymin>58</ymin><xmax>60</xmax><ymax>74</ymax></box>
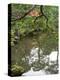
<box><xmin>12</xmin><ymin>5</ymin><xmax>36</xmax><ymax>22</ymax></box>
<box><xmin>34</xmin><ymin>5</ymin><xmax>48</xmax><ymax>27</ymax></box>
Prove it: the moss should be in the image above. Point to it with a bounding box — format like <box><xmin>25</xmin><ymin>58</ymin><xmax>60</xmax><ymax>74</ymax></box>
<box><xmin>11</xmin><ymin>64</ymin><xmax>25</xmax><ymax>76</ymax></box>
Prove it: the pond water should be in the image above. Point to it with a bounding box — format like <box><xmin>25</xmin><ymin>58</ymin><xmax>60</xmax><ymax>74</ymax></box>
<box><xmin>11</xmin><ymin>32</ymin><xmax>58</xmax><ymax>75</ymax></box>
<box><xmin>22</xmin><ymin>51</ymin><xmax>58</xmax><ymax>76</ymax></box>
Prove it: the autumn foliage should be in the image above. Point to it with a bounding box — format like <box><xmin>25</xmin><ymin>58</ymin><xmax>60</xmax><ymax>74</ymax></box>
<box><xmin>28</xmin><ymin>10</ymin><xmax>40</xmax><ymax>16</ymax></box>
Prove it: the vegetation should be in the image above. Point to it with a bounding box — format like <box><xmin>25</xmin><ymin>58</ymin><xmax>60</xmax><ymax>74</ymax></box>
<box><xmin>8</xmin><ymin>4</ymin><xmax>58</xmax><ymax>47</ymax></box>
<box><xmin>11</xmin><ymin>64</ymin><xmax>25</xmax><ymax>76</ymax></box>
<box><xmin>8</xmin><ymin>4</ymin><xmax>58</xmax><ymax>76</ymax></box>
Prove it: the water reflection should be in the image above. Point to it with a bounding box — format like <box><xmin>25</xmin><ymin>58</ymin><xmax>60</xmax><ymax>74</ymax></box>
<box><xmin>22</xmin><ymin>50</ymin><xmax>58</xmax><ymax>76</ymax></box>
<box><xmin>11</xmin><ymin>32</ymin><xmax>58</xmax><ymax>75</ymax></box>
<box><xmin>29</xmin><ymin>47</ymin><xmax>39</xmax><ymax>65</ymax></box>
<box><xmin>22</xmin><ymin>67</ymin><xmax>46</xmax><ymax>76</ymax></box>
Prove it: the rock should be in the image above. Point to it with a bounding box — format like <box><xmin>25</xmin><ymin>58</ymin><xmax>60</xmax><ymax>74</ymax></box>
<box><xmin>11</xmin><ymin>64</ymin><xmax>25</xmax><ymax>76</ymax></box>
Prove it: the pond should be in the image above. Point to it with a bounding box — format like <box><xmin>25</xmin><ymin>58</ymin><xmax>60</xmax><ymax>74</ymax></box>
<box><xmin>11</xmin><ymin>31</ymin><xmax>58</xmax><ymax>76</ymax></box>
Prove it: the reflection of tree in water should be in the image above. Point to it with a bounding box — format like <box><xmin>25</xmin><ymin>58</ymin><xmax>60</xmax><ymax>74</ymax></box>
<box><xmin>22</xmin><ymin>34</ymin><xmax>58</xmax><ymax>74</ymax></box>
<box><xmin>27</xmin><ymin>37</ymin><xmax>58</xmax><ymax>74</ymax></box>
<box><xmin>11</xmin><ymin>32</ymin><xmax>58</xmax><ymax>74</ymax></box>
<box><xmin>28</xmin><ymin>46</ymin><xmax>58</xmax><ymax>74</ymax></box>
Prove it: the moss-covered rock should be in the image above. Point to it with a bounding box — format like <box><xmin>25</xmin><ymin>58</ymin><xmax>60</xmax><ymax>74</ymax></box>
<box><xmin>11</xmin><ymin>64</ymin><xmax>25</xmax><ymax>76</ymax></box>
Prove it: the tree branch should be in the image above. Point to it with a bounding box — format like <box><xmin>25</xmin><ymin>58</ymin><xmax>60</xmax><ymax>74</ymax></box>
<box><xmin>12</xmin><ymin>5</ymin><xmax>35</xmax><ymax>22</ymax></box>
<box><xmin>34</xmin><ymin>5</ymin><xmax>48</xmax><ymax>27</ymax></box>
